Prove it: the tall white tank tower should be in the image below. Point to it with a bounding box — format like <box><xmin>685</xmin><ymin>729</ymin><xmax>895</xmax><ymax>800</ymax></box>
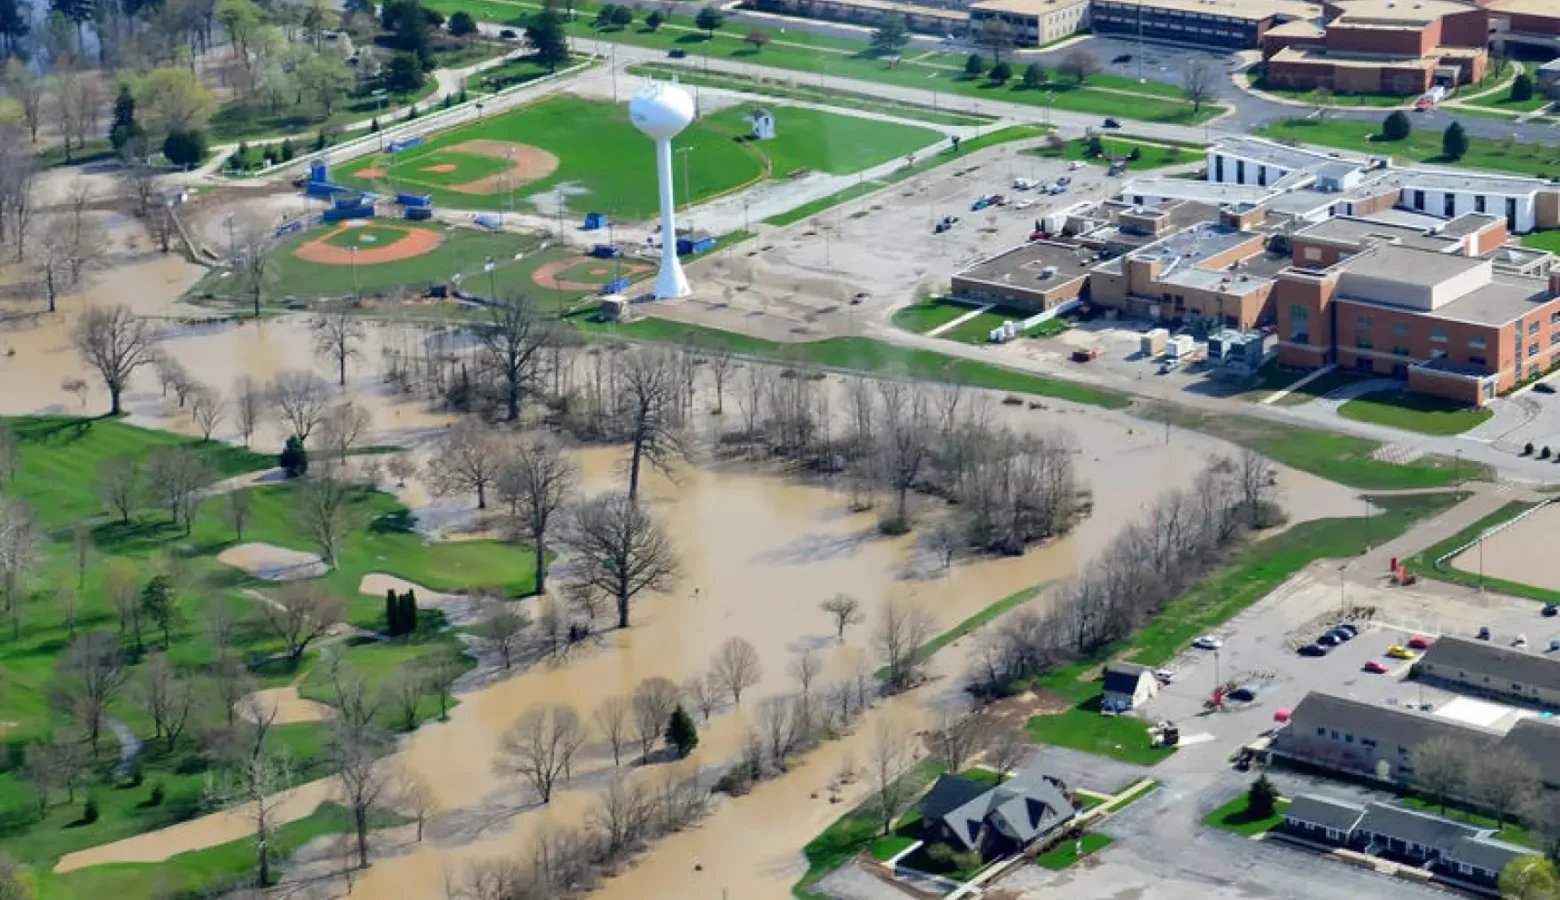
<box><xmin>629</xmin><ymin>81</ymin><xmax>696</xmax><ymax>300</ymax></box>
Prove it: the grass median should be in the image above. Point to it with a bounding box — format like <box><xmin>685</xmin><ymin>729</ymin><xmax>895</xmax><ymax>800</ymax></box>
<box><xmin>1337</xmin><ymin>390</ymin><xmax>1493</xmax><ymax>436</ymax></box>
<box><xmin>1254</xmin><ymin>117</ymin><xmax>1560</xmax><ymax>179</ymax></box>
<box><xmin>1203</xmin><ymin>794</ymin><xmax>1290</xmax><ymax>836</ymax></box>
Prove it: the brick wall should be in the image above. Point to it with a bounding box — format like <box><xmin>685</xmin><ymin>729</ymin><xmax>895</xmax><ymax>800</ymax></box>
<box><xmin>1325</xmin><ymin>21</ymin><xmax>1433</xmax><ymax>56</ymax></box>
<box><xmin>1442</xmin><ymin>8</ymin><xmax>1490</xmax><ymax>46</ymax></box>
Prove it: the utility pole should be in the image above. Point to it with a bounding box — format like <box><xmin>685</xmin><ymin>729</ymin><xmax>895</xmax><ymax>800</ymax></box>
<box><xmin>350</xmin><ymin>246</ymin><xmax>360</xmax><ymax>301</ymax></box>
<box><xmin>1136</xmin><ymin>0</ymin><xmax>1146</xmax><ymax>84</ymax></box>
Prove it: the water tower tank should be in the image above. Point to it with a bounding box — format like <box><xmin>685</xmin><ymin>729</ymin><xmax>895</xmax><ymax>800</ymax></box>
<box><xmin>630</xmin><ymin>82</ymin><xmax>695</xmax><ymax>141</ymax></box>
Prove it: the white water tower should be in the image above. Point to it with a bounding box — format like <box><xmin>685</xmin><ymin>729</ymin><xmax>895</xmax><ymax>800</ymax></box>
<box><xmin>630</xmin><ymin>81</ymin><xmax>696</xmax><ymax>300</ymax></box>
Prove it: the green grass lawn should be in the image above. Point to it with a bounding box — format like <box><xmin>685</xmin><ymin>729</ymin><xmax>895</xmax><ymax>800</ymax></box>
<box><xmin>192</xmin><ymin>226</ymin><xmax>596</xmax><ymax>311</ymax></box>
<box><xmin>625</xmin><ymin>62</ymin><xmax>992</xmax><ymax>126</ymax></box>
<box><xmin>1337</xmin><ymin>390</ymin><xmax>1494</xmax><ymax>436</ymax></box>
<box><xmin>1245</xmin><ymin>72</ymin><xmax>1415</xmax><ymax>108</ymax></box>
<box><xmin>1024</xmin><ymin>707</ymin><xmax>1173</xmax><ymax>765</ymax></box>
<box><xmin>32</xmin><ymin>802</ymin><xmax>405</xmax><ymax>900</ymax></box>
<box><xmin>1255</xmin><ymin>117</ymin><xmax>1560</xmax><ymax>179</ymax></box>
<box><xmin>891</xmin><ymin>297</ymin><xmax>983</xmax><ymax>334</ymax></box>
<box><xmin>868</xmin><ymin>834</ymin><xmax>917</xmax><ymax>861</ymax></box>
<box><xmin>322</xmin><ymin>224</ymin><xmax>422</xmax><ymax>250</ymax></box>
<box><xmin>701</xmin><ymin>103</ymin><xmax>943</xmax><ymax>177</ymax></box>
<box><xmin>1162</xmin><ymin>406</ymin><xmax>1481</xmax><ymax>489</ymax></box>
<box><xmin>942</xmin><ymin>310</ymin><xmax>1011</xmax><ymax>345</ymax></box>
<box><xmin>1521</xmin><ymin>230</ymin><xmax>1560</xmax><ymax>254</ymax></box>
<box><xmin>1035</xmin><ymin>833</ymin><xmax>1113</xmax><ymax>870</ymax></box>
<box><xmin>425</xmin><ymin>0</ymin><xmax>1219</xmax><ymax>124</ymax></box>
<box><xmin>469</xmin><ymin>53</ymin><xmax>586</xmax><ymax>94</ymax></box>
<box><xmin>332</xmin><ymin>95</ymin><xmax>765</xmax><ymax>218</ymax></box>
<box><xmin>208</xmin><ymin>79</ymin><xmax>439</xmax><ymax>144</ymax></box>
<box><xmin>1462</xmin><ymin>88</ymin><xmax>1552</xmax><ymax>114</ymax></box>
<box><xmin>794</xmin><ymin>760</ymin><xmax>946</xmax><ymax>899</ymax></box>
<box><xmin>1028</xmin><ymin>136</ymin><xmax>1203</xmax><ymax>172</ymax></box>
<box><xmin>1405</xmin><ymin>499</ymin><xmax>1560</xmax><ymax>602</ymax></box>
<box><xmin>397</xmin><ymin>150</ymin><xmax>513</xmax><ymax>187</ymax></box>
<box><xmin>1203</xmin><ymin>795</ymin><xmax>1290</xmax><ymax>836</ymax></box>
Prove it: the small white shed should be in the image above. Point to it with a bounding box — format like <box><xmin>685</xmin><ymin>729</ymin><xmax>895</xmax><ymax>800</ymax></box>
<box><xmin>746</xmin><ymin>108</ymin><xmax>776</xmax><ymax>141</ymax></box>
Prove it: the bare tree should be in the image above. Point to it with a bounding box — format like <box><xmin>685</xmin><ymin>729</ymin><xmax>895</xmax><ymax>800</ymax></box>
<box><xmin>137</xmin><ymin>652</ymin><xmax>196</xmax><ymax>752</ymax></box>
<box><xmin>683</xmin><ymin>672</ymin><xmax>721</xmax><ymax>722</ymax></box>
<box><xmin>589</xmin><ymin>773</ymin><xmax>653</xmax><ymax>858</ymax></box>
<box><xmin>232</xmin><ymin>213</ymin><xmax>274</xmax><ymax>317</ymax></box>
<box><xmin>104</xmin><ymin>557</ymin><xmax>141</xmax><ymax>648</ymax></box>
<box><xmin>1471</xmin><ymin>746</ymin><xmax>1541</xmax><ymax>826</ymax></box>
<box><xmin>791</xmin><ymin>647</ymin><xmax>821</xmax><ymax>729</ymax></box>
<box><xmin>986</xmin><ymin>730</ymin><xmax>1028</xmax><ymax>783</ymax></box>
<box><xmin>270</xmin><ymin>369</ymin><xmax>332</xmax><ymax>442</ymax></box>
<box><xmin>255</xmin><ymin>582</ymin><xmax>344</xmax><ymax>664</ymax></box>
<box><xmin>205</xmin><ymin>697</ymin><xmax>292</xmax><ymax>885</ymax></box>
<box><xmin>494</xmin><ymin>704</ymin><xmax>586</xmax><ymax>803</ymax></box>
<box><xmin>594</xmin><ymin>695</ymin><xmax>632</xmax><ymax>767</ymax></box>
<box><xmin>331</xmin><ymin>715</ymin><xmax>393</xmax><ymax>869</ymax></box>
<box><xmin>820</xmin><ymin>593</ymin><xmax>864</xmax><ymax>642</ymax></box>
<box><xmin>562</xmin><ymin>491</ymin><xmax>679</xmax><ymax>629</ymax></box>
<box><xmin>757</xmin><ymin>695</ymin><xmax>797</xmax><ymax>767</ymax></box>
<box><xmin>210</xmin><ymin>651</ymin><xmax>256</xmax><ymax>729</ymax></box>
<box><xmin>311</xmin><ymin>309</ymin><xmax>363</xmax><ymax>387</ymax></box>
<box><xmin>144</xmin><ymin>446</ymin><xmax>212</xmax><ymax>534</ymax></box>
<box><xmin>190</xmin><ymin>386</ymin><xmax>227</xmax><ymax>441</ymax></box>
<box><xmin>71</xmin><ymin>304</ymin><xmax>158</xmax><ymax>415</ymax></box>
<box><xmin>1181</xmin><ymin>58</ymin><xmax>1218</xmax><ymax>116</ymax></box>
<box><xmin>226</xmin><ymin>489</ymin><xmax>254</xmax><ymax>541</ymax></box>
<box><xmin>477</xmin><ymin>293</ymin><xmax>548</xmax><ymax>421</ymax></box>
<box><xmin>427</xmin><ymin>419</ymin><xmax>502</xmax><ymax>510</ymax></box>
<box><xmin>876</xmin><ymin>597</ymin><xmax>934</xmax><ymax>692</ymax></box>
<box><xmin>618</xmin><ymin>346</ymin><xmax>690</xmax><ymax>502</ymax></box>
<box><xmin>398</xmin><ymin>773</ymin><xmax>440</xmax><ymax>841</ymax></box>
<box><xmin>876</xmin><ymin>382</ymin><xmax>932</xmax><ymax>528</ymax></box>
<box><xmin>1057</xmin><ymin>47</ymin><xmax>1101</xmax><ymax>84</ymax></box>
<box><xmin>314</xmin><ymin>401</ymin><xmax>371</xmax><ymax>463</ymax></box>
<box><xmin>387</xmin><ymin>453</ymin><xmax>417</xmax><ymax>487</ymax></box>
<box><xmin>631</xmin><ymin>676</ymin><xmax>679</xmax><ymax>761</ymax></box>
<box><xmin>705</xmin><ymin>345</ymin><xmax>736</xmax><ymax>415</ymax></box>
<box><xmin>233</xmin><ymin>376</ymin><xmax>265</xmax><ymax>447</ymax></box>
<box><xmin>0</xmin><ymin>424</ymin><xmax>15</xmax><ymax>487</ymax></box>
<box><xmin>472</xmin><ymin>598</ymin><xmax>529</xmax><ymax>669</ymax></box>
<box><xmin>0</xmin><ymin>496</ymin><xmax>42</xmax><ymax>639</ymax></box>
<box><xmin>383</xmin><ymin>667</ymin><xmax>424</xmax><ymax>731</ymax></box>
<box><xmin>925</xmin><ymin>708</ymin><xmax>983</xmax><ymax>773</ymax></box>
<box><xmin>865</xmin><ymin>717</ymin><xmax>917</xmax><ymax>835</ymax></box>
<box><xmin>1411</xmin><ymin>737</ymin><xmax>1474</xmax><ymax>812</ymax></box>
<box><xmin>495</xmin><ymin>437</ymin><xmax>576</xmax><ymax>595</ymax></box>
<box><xmin>295</xmin><ymin>451</ymin><xmax>356</xmax><ymax>568</ymax></box>
<box><xmin>52</xmin><ymin>632</ymin><xmax>125</xmax><ymax>755</ymax></box>
<box><xmin>710</xmin><ymin>636</ymin><xmax>762</xmax><ymax>705</ymax></box>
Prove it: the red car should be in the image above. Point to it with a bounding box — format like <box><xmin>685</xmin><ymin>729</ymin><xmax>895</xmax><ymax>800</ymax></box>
<box><xmin>1364</xmin><ymin>660</ymin><xmax>1389</xmax><ymax>674</ymax></box>
<box><xmin>1408</xmin><ymin>636</ymin><xmax>1433</xmax><ymax>650</ymax></box>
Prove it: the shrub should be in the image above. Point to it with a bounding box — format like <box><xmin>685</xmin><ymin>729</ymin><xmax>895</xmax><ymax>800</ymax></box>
<box><xmin>965</xmin><ymin>53</ymin><xmax>987</xmax><ymax>76</ymax></box>
<box><xmin>1248</xmin><ymin>774</ymin><xmax>1278</xmax><ymax>819</ymax></box>
<box><xmin>281</xmin><ymin>435</ymin><xmax>309</xmax><ymax>477</ymax></box>
<box><xmin>163</xmin><ymin>128</ymin><xmax>208</xmax><ymax>167</ymax></box>
<box><xmin>1442</xmin><ymin>122</ymin><xmax>1468</xmax><ymax>161</ymax></box>
<box><xmin>279</xmin><ymin>138</ymin><xmax>295</xmax><ymax>161</ymax></box>
<box><xmin>448</xmin><ymin>9</ymin><xmax>476</xmax><ymax>34</ymax></box>
<box><xmin>149</xmin><ymin>780</ymin><xmax>165</xmax><ymax>807</ymax></box>
<box><xmin>1525</xmin><ymin>441</ymin><xmax>1535</xmax><ymax>456</ymax></box>
<box><xmin>1022</xmin><ymin>62</ymin><xmax>1045</xmax><ymax>88</ymax></box>
<box><xmin>129</xmin><ymin>762</ymin><xmax>143</xmax><ymax>787</ymax></box>
<box><xmin>989</xmin><ymin>60</ymin><xmax>1012</xmax><ymax>83</ymax></box>
<box><xmin>1126</xmin><ymin>147</ymin><xmax>1141</xmax><ymax>161</ymax></box>
<box><xmin>926</xmin><ymin>842</ymin><xmax>958</xmax><ymax>865</ymax></box>
<box><xmin>1511</xmin><ymin>72</ymin><xmax>1534</xmax><ymax>103</ymax></box>
<box><xmin>1543</xmin><ymin>446</ymin><xmax>1552</xmax><ymax>460</ymax></box>
<box><xmin>370</xmin><ymin>117</ymin><xmax>380</xmax><ymax>133</ymax></box>
<box><xmin>82</xmin><ymin>796</ymin><xmax>99</xmax><ymax>824</ymax></box>
<box><xmin>1085</xmin><ymin>134</ymin><xmax>1104</xmax><ymax>157</ymax></box>
<box><xmin>877</xmin><ymin>514</ymin><xmax>910</xmax><ymax>535</ymax></box>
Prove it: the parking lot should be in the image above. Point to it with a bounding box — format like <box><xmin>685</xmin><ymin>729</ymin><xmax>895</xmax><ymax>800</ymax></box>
<box><xmin>671</xmin><ymin>140</ymin><xmax>1131</xmax><ymax>341</ymax></box>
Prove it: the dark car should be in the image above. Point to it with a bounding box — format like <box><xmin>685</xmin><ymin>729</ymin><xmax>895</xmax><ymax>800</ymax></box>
<box><xmin>1317</xmin><ymin>633</ymin><xmax>1340</xmax><ymax>647</ymax></box>
<box><xmin>1478</xmin><ymin>626</ymin><xmax>1492</xmax><ymax>640</ymax></box>
<box><xmin>669</xmin><ymin>48</ymin><xmax>687</xmax><ymax>58</ymax></box>
<box><xmin>1299</xmin><ymin>643</ymin><xmax>1328</xmax><ymax>657</ymax></box>
<box><xmin>1337</xmin><ymin>622</ymin><xmax>1359</xmax><ymax>637</ymax></box>
<box><xmin>1536</xmin><ymin>382</ymin><xmax>1557</xmax><ymax>394</ymax></box>
<box><xmin>1328</xmin><ymin>628</ymin><xmax>1352</xmax><ymax>642</ymax></box>
<box><xmin>1102</xmin><ymin>118</ymin><xmax>1122</xmax><ymax>129</ymax></box>
<box><xmin>1545</xmin><ymin>604</ymin><xmax>1558</xmax><ymax>617</ymax></box>
<box><xmin>1227</xmin><ymin>687</ymin><xmax>1256</xmax><ymax>702</ymax></box>
<box><xmin>499</xmin><ymin>28</ymin><xmax>518</xmax><ymax>39</ymax></box>
<box><xmin>1112</xmin><ymin>54</ymin><xmax>1133</xmax><ymax>64</ymax></box>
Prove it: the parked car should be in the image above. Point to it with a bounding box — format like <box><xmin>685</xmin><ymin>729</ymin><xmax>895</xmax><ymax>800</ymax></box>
<box><xmin>669</xmin><ymin>48</ymin><xmax>687</xmax><ymax>58</ymax></box>
<box><xmin>1535</xmin><ymin>383</ymin><xmax>1557</xmax><ymax>394</ymax></box>
<box><xmin>499</xmin><ymin>28</ymin><xmax>518</xmax><ymax>38</ymax></box>
<box><xmin>1056</xmin><ymin>176</ymin><xmax>1072</xmax><ymax>186</ymax></box>
<box><xmin>1337</xmin><ymin>623</ymin><xmax>1359</xmax><ymax>637</ymax></box>
<box><xmin>1154</xmin><ymin>669</ymin><xmax>1175</xmax><ymax>684</ymax></box>
<box><xmin>1550</xmin><ymin>638</ymin><xmax>1560</xmax><ymax>653</ymax></box>
<box><xmin>1102</xmin><ymin>118</ymin><xmax>1122</xmax><ymax>129</ymax></box>
<box><xmin>1478</xmin><ymin>626</ymin><xmax>1492</xmax><ymax>640</ymax></box>
<box><xmin>1407</xmin><ymin>635</ymin><xmax>1432</xmax><ymax>649</ymax></box>
<box><xmin>1514</xmin><ymin>633</ymin><xmax>1529</xmax><ymax>648</ymax></box>
<box><xmin>1386</xmin><ymin>645</ymin><xmax>1416</xmax><ymax>660</ymax></box>
<box><xmin>1112</xmin><ymin>53</ymin><xmax>1133</xmax><ymax>64</ymax></box>
<box><xmin>1544</xmin><ymin>604</ymin><xmax>1558</xmax><ymax>617</ymax></box>
<box><xmin>1316</xmin><ymin>633</ymin><xmax>1340</xmax><ymax>648</ymax></box>
<box><xmin>1364</xmin><ymin>660</ymin><xmax>1389</xmax><ymax>674</ymax></box>
<box><xmin>1013</xmin><ymin>198</ymin><xmax>1035</xmax><ymax>210</ymax></box>
<box><xmin>1328</xmin><ymin>629</ymin><xmax>1353</xmax><ymax>643</ymax></box>
<box><xmin>1069</xmin><ymin>160</ymin><xmax>1084</xmax><ymax>171</ymax></box>
<box><xmin>1227</xmin><ymin>687</ymin><xmax>1256</xmax><ymax>702</ymax></box>
<box><xmin>1192</xmin><ymin>635</ymin><xmax>1222</xmax><ymax>650</ymax></box>
<box><xmin>1299</xmin><ymin>643</ymin><xmax>1329</xmax><ymax>657</ymax></box>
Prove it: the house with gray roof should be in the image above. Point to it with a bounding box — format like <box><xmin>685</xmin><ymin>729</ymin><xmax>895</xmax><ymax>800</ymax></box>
<box><xmin>1416</xmin><ymin>635</ymin><xmax>1560</xmax><ymax>710</ymax></box>
<box><xmin>918</xmin><ymin>768</ymin><xmax>1075</xmax><ymax>858</ymax></box>
<box><xmin>1279</xmin><ymin>794</ymin><xmax>1533</xmax><ymax>889</ymax></box>
<box><xmin>1101</xmin><ymin>662</ymin><xmax>1158</xmax><ymax>712</ymax></box>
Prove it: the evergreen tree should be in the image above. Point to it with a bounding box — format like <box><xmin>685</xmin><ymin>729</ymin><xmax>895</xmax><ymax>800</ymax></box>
<box><xmin>1381</xmin><ymin>110</ymin><xmax>1411</xmax><ymax>142</ymax></box>
<box><xmin>162</xmin><ymin>129</ymin><xmax>208</xmax><ymax>168</ymax></box>
<box><xmin>1247</xmin><ymin>773</ymin><xmax>1278</xmax><ymax>819</ymax></box>
<box><xmin>399</xmin><ymin>590</ymin><xmax>418</xmax><ymax>634</ymax></box>
<box><xmin>0</xmin><ymin>0</ymin><xmax>30</xmax><ymax>56</ymax></box>
<box><xmin>989</xmin><ymin>60</ymin><xmax>1012</xmax><ymax>83</ymax></box>
<box><xmin>964</xmin><ymin>52</ymin><xmax>986</xmax><ymax>77</ymax></box>
<box><xmin>280</xmin><ymin>435</ymin><xmax>309</xmax><ymax>477</ymax></box>
<box><xmin>665</xmin><ymin>704</ymin><xmax>698</xmax><ymax>758</ymax></box>
<box><xmin>110</xmin><ymin>84</ymin><xmax>142</xmax><ymax>153</ymax></box>
<box><xmin>386</xmin><ymin>589</ymin><xmax>399</xmax><ymax>634</ymax></box>
<box><xmin>1442</xmin><ymin>121</ymin><xmax>1468</xmax><ymax>160</ymax></box>
<box><xmin>869</xmin><ymin>12</ymin><xmax>909</xmax><ymax>55</ymax></box>
<box><xmin>527</xmin><ymin>0</ymin><xmax>569</xmax><ymax>72</ymax></box>
<box><xmin>1022</xmin><ymin>62</ymin><xmax>1045</xmax><ymax>89</ymax></box>
<box><xmin>1511</xmin><ymin>72</ymin><xmax>1534</xmax><ymax>103</ymax></box>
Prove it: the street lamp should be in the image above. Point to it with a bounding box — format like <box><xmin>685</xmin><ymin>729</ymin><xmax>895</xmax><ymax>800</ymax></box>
<box><xmin>485</xmin><ymin>256</ymin><xmax>497</xmax><ymax>301</ymax></box>
<box><xmin>676</xmin><ymin>145</ymin><xmax>695</xmax><ymax>229</ymax></box>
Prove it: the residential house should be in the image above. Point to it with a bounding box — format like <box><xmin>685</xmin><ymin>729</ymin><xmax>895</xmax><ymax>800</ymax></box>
<box><xmin>1281</xmin><ymin>794</ymin><xmax>1533</xmax><ymax>888</ymax></box>
<box><xmin>918</xmin><ymin>768</ymin><xmax>1075</xmax><ymax>859</ymax></box>
<box><xmin>1101</xmin><ymin>662</ymin><xmax>1159</xmax><ymax>712</ymax></box>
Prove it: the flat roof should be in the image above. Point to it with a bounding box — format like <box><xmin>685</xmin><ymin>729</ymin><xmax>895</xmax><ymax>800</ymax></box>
<box><xmin>1488</xmin><ymin>0</ymin><xmax>1560</xmax><ymax>20</ymax></box>
<box><xmin>1270</xmin><ymin>45</ymin><xmax>1439</xmax><ymax>70</ymax></box>
<box><xmin>1095</xmin><ymin>0</ymin><xmax>1322</xmax><ymax>21</ymax></box>
<box><xmin>1374</xmin><ymin>165</ymin><xmax>1556</xmax><ymax>197</ymax></box>
<box><xmin>1294</xmin><ymin>215</ymin><xmax>1454</xmax><ymax>251</ymax></box>
<box><xmin>1130</xmin><ymin>222</ymin><xmax>1254</xmax><ymax>267</ymax></box>
<box><xmin>1212</xmin><ymin>137</ymin><xmax>1340</xmax><ymax>173</ymax></box>
<box><xmin>1338</xmin><ymin>243</ymin><xmax>1484</xmax><ymax>288</ymax></box>
<box><xmin>1439</xmin><ymin>212</ymin><xmax>1503</xmax><ymax>238</ymax></box>
<box><xmin>807</xmin><ymin>0</ymin><xmax>967</xmax><ymax>16</ymax></box>
<box><xmin>970</xmin><ymin>0</ymin><xmax>1088</xmax><ymax>14</ymax></box>
<box><xmin>957</xmin><ymin>239</ymin><xmax>1098</xmax><ymax>286</ymax></box>
<box><xmin>1118</xmin><ymin>176</ymin><xmax>1274</xmax><ymax>206</ymax></box>
<box><xmin>1438</xmin><ymin>276</ymin><xmax>1555</xmax><ymax>327</ymax></box>
<box><xmin>1265</xmin><ymin>18</ymin><xmax>1326</xmax><ymax>36</ymax></box>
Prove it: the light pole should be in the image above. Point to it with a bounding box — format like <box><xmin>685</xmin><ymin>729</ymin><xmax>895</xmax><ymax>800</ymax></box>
<box><xmin>1478</xmin><ymin>530</ymin><xmax>1486</xmax><ymax>593</ymax></box>
<box><xmin>485</xmin><ymin>257</ymin><xmax>497</xmax><ymax>301</ymax></box>
<box><xmin>1455</xmin><ymin>448</ymin><xmax>1463</xmax><ymax>486</ymax></box>
<box><xmin>373</xmin><ymin>89</ymin><xmax>387</xmax><ymax>150</ymax></box>
<box><xmin>676</xmin><ymin>145</ymin><xmax>695</xmax><ymax>229</ymax></box>
<box><xmin>1363</xmin><ymin>497</ymin><xmax>1372</xmax><ymax>552</ymax></box>
<box><xmin>350</xmin><ymin>246</ymin><xmax>360</xmax><ymax>301</ymax></box>
<box><xmin>1338</xmin><ymin>562</ymin><xmax>1347</xmax><ymax>616</ymax></box>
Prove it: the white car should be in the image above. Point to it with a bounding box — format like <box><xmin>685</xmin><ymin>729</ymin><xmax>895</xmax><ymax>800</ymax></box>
<box><xmin>1154</xmin><ymin>668</ymin><xmax>1175</xmax><ymax>684</ymax></box>
<box><xmin>1013</xmin><ymin>198</ymin><xmax>1035</xmax><ymax>210</ymax></box>
<box><xmin>1068</xmin><ymin>160</ymin><xmax>1084</xmax><ymax>170</ymax></box>
<box><xmin>1192</xmin><ymin>636</ymin><xmax>1222</xmax><ymax>650</ymax></box>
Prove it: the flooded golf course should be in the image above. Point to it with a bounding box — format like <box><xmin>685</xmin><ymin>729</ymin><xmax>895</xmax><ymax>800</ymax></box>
<box><xmin>4</xmin><ymin>240</ymin><xmax>1367</xmax><ymax>899</ymax></box>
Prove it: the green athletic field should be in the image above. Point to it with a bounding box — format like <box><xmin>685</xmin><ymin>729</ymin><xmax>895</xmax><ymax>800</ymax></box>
<box><xmin>397</xmin><ymin>150</ymin><xmax>513</xmax><ymax>187</ymax></box>
<box><xmin>332</xmin><ymin>95</ymin><xmax>765</xmax><ymax>219</ymax></box>
<box><xmin>700</xmin><ymin>102</ymin><xmax>944</xmax><ymax>177</ymax></box>
<box><xmin>322</xmin><ymin>224</ymin><xmax>417</xmax><ymax>250</ymax></box>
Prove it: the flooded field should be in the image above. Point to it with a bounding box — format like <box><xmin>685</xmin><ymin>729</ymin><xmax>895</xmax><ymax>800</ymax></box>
<box><xmin>1450</xmin><ymin>502</ymin><xmax>1560</xmax><ymax>592</ymax></box>
<box><xmin>10</xmin><ymin>229</ymin><xmax>1367</xmax><ymax>900</ymax></box>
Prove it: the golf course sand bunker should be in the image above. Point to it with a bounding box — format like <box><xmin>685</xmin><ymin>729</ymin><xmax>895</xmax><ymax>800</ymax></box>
<box><xmin>1450</xmin><ymin>502</ymin><xmax>1560</xmax><ymax>591</ymax></box>
<box><xmin>237</xmin><ymin>686</ymin><xmax>334</xmax><ymax>724</ymax></box>
<box><xmin>441</xmin><ymin>140</ymin><xmax>559</xmax><ymax>194</ymax></box>
<box><xmin>218</xmin><ymin>542</ymin><xmax>327</xmax><ymax>581</ymax></box>
<box><xmin>293</xmin><ymin>223</ymin><xmax>442</xmax><ymax>265</ymax></box>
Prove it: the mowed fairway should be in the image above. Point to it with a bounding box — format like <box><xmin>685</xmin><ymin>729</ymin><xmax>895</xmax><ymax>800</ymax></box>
<box><xmin>333</xmin><ymin>95</ymin><xmax>765</xmax><ymax>219</ymax></box>
<box><xmin>702</xmin><ymin>103</ymin><xmax>944</xmax><ymax>176</ymax></box>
